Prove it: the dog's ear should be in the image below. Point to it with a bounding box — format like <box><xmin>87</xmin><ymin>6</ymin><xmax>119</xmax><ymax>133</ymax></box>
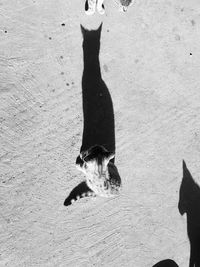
<box><xmin>107</xmin><ymin>152</ymin><xmax>115</xmax><ymax>162</ymax></box>
<box><xmin>80</xmin><ymin>24</ymin><xmax>88</xmax><ymax>36</ymax></box>
<box><xmin>103</xmin><ymin>151</ymin><xmax>115</xmax><ymax>165</ymax></box>
<box><xmin>178</xmin><ymin>160</ymin><xmax>200</xmax><ymax>215</ymax></box>
<box><xmin>97</xmin><ymin>22</ymin><xmax>103</xmax><ymax>35</ymax></box>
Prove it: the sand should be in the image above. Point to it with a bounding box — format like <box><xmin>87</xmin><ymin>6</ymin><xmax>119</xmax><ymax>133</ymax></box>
<box><xmin>1</xmin><ymin>0</ymin><xmax>200</xmax><ymax>266</ymax></box>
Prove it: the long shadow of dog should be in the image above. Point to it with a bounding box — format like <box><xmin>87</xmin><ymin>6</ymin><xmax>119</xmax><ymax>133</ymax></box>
<box><xmin>178</xmin><ymin>160</ymin><xmax>200</xmax><ymax>267</ymax></box>
<box><xmin>64</xmin><ymin>24</ymin><xmax>121</xmax><ymax>206</ymax></box>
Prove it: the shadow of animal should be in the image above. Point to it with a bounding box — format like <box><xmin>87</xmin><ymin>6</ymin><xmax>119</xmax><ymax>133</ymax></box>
<box><xmin>80</xmin><ymin>23</ymin><xmax>115</xmax><ymax>154</ymax></box>
<box><xmin>64</xmin><ymin>24</ymin><xmax>121</xmax><ymax>206</ymax></box>
<box><xmin>152</xmin><ymin>259</ymin><xmax>179</xmax><ymax>267</ymax></box>
<box><xmin>178</xmin><ymin>160</ymin><xmax>200</xmax><ymax>267</ymax></box>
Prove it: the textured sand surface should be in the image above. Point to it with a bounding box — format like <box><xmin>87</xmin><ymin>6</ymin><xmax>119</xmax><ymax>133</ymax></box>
<box><xmin>1</xmin><ymin>0</ymin><xmax>200</xmax><ymax>266</ymax></box>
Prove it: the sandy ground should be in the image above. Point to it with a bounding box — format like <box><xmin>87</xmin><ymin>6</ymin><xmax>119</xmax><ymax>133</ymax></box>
<box><xmin>1</xmin><ymin>0</ymin><xmax>200</xmax><ymax>266</ymax></box>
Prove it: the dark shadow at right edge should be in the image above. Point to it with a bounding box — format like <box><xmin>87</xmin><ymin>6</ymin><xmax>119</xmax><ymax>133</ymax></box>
<box><xmin>152</xmin><ymin>259</ymin><xmax>179</xmax><ymax>267</ymax></box>
<box><xmin>178</xmin><ymin>160</ymin><xmax>200</xmax><ymax>267</ymax></box>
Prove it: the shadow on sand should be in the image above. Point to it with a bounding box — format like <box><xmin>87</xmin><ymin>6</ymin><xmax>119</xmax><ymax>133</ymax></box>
<box><xmin>152</xmin><ymin>259</ymin><xmax>179</xmax><ymax>267</ymax></box>
<box><xmin>64</xmin><ymin>24</ymin><xmax>121</xmax><ymax>206</ymax></box>
<box><xmin>178</xmin><ymin>160</ymin><xmax>200</xmax><ymax>267</ymax></box>
<box><xmin>80</xmin><ymin>23</ymin><xmax>115</xmax><ymax>157</ymax></box>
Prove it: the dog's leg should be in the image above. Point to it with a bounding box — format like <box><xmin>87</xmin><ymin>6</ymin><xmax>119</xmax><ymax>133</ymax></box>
<box><xmin>97</xmin><ymin>0</ymin><xmax>105</xmax><ymax>15</ymax></box>
<box><xmin>85</xmin><ymin>0</ymin><xmax>96</xmax><ymax>15</ymax></box>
